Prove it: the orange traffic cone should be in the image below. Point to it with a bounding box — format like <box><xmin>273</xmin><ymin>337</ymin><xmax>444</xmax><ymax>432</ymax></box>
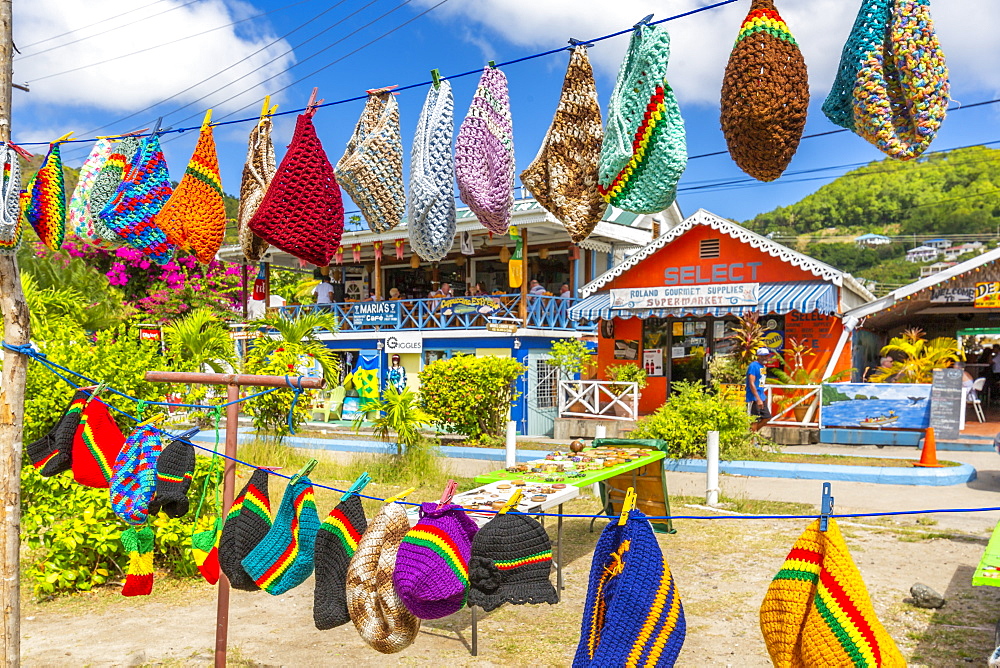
<box><xmin>914</xmin><ymin>427</ymin><xmax>943</xmax><ymax>468</ymax></box>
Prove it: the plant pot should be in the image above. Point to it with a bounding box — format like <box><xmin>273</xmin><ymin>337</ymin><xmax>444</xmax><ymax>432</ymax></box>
<box><xmin>612</xmin><ymin>397</ymin><xmax>634</xmax><ymax>418</ymax></box>
<box><xmin>792</xmin><ymin>405</ymin><xmax>808</xmax><ymax>423</ymax></box>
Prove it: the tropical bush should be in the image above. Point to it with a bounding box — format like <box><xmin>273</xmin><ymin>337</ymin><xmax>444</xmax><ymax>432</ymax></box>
<box><xmin>546</xmin><ymin>338</ymin><xmax>593</xmax><ymax>380</ymax></box>
<box><xmin>708</xmin><ymin>353</ymin><xmax>745</xmax><ymax>387</ymax></box>
<box><xmin>419</xmin><ymin>354</ymin><xmax>526</xmax><ymax>439</ymax></box>
<box><xmin>356</xmin><ymin>385</ymin><xmax>432</xmax><ymax>455</ymax></box>
<box><xmin>162</xmin><ymin>307</ymin><xmax>238</xmax><ymax>374</ymax></box>
<box><xmin>605</xmin><ymin>363</ymin><xmax>648</xmax><ymax>393</ymax></box>
<box><xmin>868</xmin><ymin>327</ymin><xmax>960</xmax><ymax>383</ymax></box>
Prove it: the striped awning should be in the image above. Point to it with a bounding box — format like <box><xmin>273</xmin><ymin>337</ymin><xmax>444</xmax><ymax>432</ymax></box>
<box><xmin>569</xmin><ymin>281</ymin><xmax>838</xmax><ymax>321</ymax></box>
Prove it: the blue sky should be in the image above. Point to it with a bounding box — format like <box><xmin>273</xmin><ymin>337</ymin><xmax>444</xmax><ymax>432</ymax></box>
<box><xmin>11</xmin><ymin>0</ymin><xmax>1000</xmax><ymax>224</ymax></box>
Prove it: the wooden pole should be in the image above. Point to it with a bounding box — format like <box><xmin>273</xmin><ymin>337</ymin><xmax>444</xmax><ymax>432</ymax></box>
<box><xmin>240</xmin><ymin>262</ymin><xmax>248</xmax><ymax>319</ymax></box>
<box><xmin>374</xmin><ymin>252</ymin><xmax>382</xmax><ymax>300</ymax></box>
<box><xmin>263</xmin><ymin>262</ymin><xmax>271</xmax><ymax>311</ymax></box>
<box><xmin>519</xmin><ymin>228</ymin><xmax>529</xmax><ymax>325</ymax></box>
<box><xmin>0</xmin><ymin>2</ymin><xmax>25</xmax><ymax>663</ymax></box>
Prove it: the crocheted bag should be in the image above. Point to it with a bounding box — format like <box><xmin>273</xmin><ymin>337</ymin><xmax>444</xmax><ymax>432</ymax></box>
<box><xmin>154</xmin><ymin>123</ymin><xmax>226</xmax><ymax>263</ymax></box>
<box><xmin>720</xmin><ymin>0</ymin><xmax>809</xmax><ymax>182</ymax></box>
<box><xmin>219</xmin><ymin>469</ymin><xmax>272</xmax><ymax>592</ymax></box>
<box><xmin>760</xmin><ymin>518</ymin><xmax>905</xmax><ymax>667</ymax></box>
<box><xmin>147</xmin><ymin>436</ymin><xmax>195</xmax><ymax>518</ymax></box>
<box><xmin>67</xmin><ymin>139</ymin><xmax>113</xmax><ymax>243</ymax></box>
<box><xmin>521</xmin><ymin>46</ymin><xmax>606</xmax><ymax>244</ymax></box>
<box><xmin>87</xmin><ymin>136</ymin><xmax>141</xmax><ymax>247</ymax></box>
<box><xmin>98</xmin><ymin>134</ymin><xmax>175</xmax><ymax>265</ymax></box>
<box><xmin>70</xmin><ymin>395</ymin><xmax>125</xmax><ymax>488</ymax></box>
<box><xmin>346</xmin><ymin>502</ymin><xmax>421</xmax><ymax>654</ymax></box>
<box><xmin>26</xmin><ymin>390</ymin><xmax>86</xmax><ymax>477</ymax></box>
<box><xmin>456</xmin><ymin>66</ymin><xmax>515</xmax><ymax>235</ymax></box>
<box><xmin>467</xmin><ymin>512</ymin><xmax>558</xmax><ymax>612</ymax></box>
<box><xmin>121</xmin><ymin>525</ymin><xmax>155</xmax><ymax>597</ymax></box>
<box><xmin>336</xmin><ymin>89</ymin><xmax>405</xmax><ymax>234</ymax></box>
<box><xmin>598</xmin><ymin>24</ymin><xmax>687</xmax><ymax>214</ymax></box>
<box><xmin>237</xmin><ymin>119</ymin><xmax>276</xmax><ymax>263</ymax></box>
<box><xmin>0</xmin><ymin>145</ymin><xmax>22</xmax><ymax>255</ymax></box>
<box><xmin>408</xmin><ymin>81</ymin><xmax>457</xmax><ymax>262</ymax></box>
<box><xmin>109</xmin><ymin>424</ymin><xmax>164</xmax><ymax>525</ymax></box>
<box><xmin>822</xmin><ymin>0</ymin><xmax>948</xmax><ymax>160</ymax></box>
<box><xmin>314</xmin><ymin>494</ymin><xmax>368</xmax><ymax>630</ymax></box>
<box><xmin>241</xmin><ymin>476</ymin><xmax>319</xmax><ymax>595</ymax></box>
<box><xmin>573</xmin><ymin>510</ymin><xmax>686</xmax><ymax>667</ymax></box>
<box><xmin>248</xmin><ymin>112</ymin><xmax>344</xmax><ymax>266</ymax></box>
<box><xmin>24</xmin><ymin>140</ymin><xmax>67</xmax><ymax>250</ymax></box>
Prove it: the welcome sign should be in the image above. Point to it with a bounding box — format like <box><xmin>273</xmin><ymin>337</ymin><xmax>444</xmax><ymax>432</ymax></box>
<box><xmin>610</xmin><ymin>283</ymin><xmax>759</xmax><ymax>310</ymax></box>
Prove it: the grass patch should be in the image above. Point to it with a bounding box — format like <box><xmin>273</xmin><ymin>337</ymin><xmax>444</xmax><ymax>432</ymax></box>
<box><xmin>672</xmin><ymin>493</ymin><xmax>814</xmax><ymax>516</ymax></box>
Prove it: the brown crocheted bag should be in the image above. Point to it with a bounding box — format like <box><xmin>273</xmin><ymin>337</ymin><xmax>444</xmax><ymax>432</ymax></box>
<box><xmin>720</xmin><ymin>0</ymin><xmax>809</xmax><ymax>182</ymax></box>
<box><xmin>238</xmin><ymin>117</ymin><xmax>276</xmax><ymax>263</ymax></box>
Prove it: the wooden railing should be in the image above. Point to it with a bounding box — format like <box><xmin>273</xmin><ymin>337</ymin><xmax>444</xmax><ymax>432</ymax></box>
<box><xmin>558</xmin><ymin>380</ymin><xmax>639</xmax><ymax>421</ymax></box>
<box><xmin>765</xmin><ymin>384</ymin><xmax>821</xmax><ymax>427</ymax></box>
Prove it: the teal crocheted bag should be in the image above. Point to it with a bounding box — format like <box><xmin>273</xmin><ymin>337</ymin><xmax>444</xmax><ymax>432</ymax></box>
<box><xmin>598</xmin><ymin>23</ymin><xmax>687</xmax><ymax>214</ymax></box>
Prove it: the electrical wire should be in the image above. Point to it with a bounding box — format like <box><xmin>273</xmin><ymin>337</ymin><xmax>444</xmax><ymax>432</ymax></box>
<box><xmin>16</xmin><ymin>0</ymin><xmax>180</xmax><ymax>52</ymax></box>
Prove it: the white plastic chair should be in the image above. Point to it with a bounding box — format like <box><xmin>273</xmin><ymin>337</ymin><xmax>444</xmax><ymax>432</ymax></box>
<box><xmin>969</xmin><ymin>377</ymin><xmax>987</xmax><ymax>423</ymax></box>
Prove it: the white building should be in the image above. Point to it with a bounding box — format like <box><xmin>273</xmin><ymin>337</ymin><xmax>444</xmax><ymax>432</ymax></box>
<box><xmin>920</xmin><ymin>261</ymin><xmax>956</xmax><ymax>278</ymax></box>
<box><xmin>925</xmin><ymin>238</ymin><xmax>951</xmax><ymax>250</ymax></box>
<box><xmin>855</xmin><ymin>233</ymin><xmax>892</xmax><ymax>247</ymax></box>
<box><xmin>943</xmin><ymin>242</ymin><xmax>984</xmax><ymax>262</ymax></box>
<box><xmin>906</xmin><ymin>245</ymin><xmax>940</xmax><ymax>263</ymax></box>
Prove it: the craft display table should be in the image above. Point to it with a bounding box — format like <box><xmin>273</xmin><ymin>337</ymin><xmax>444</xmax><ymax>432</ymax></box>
<box><xmin>473</xmin><ymin>448</ymin><xmax>666</xmax><ymax>488</ymax></box>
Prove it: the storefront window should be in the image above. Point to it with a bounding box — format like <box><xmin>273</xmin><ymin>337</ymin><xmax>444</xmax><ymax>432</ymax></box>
<box><xmin>474</xmin><ymin>253</ymin><xmax>569</xmax><ymax>295</ymax></box>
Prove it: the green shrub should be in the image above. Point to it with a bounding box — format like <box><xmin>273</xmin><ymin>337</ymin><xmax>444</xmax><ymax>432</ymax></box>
<box><xmin>418</xmin><ymin>354</ymin><xmax>526</xmax><ymax>439</ymax></box>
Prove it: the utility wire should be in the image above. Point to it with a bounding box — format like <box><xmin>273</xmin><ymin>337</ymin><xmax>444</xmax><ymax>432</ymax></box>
<box><xmin>16</xmin><ymin>0</ymin><xmax>179</xmax><ymax>51</ymax></box>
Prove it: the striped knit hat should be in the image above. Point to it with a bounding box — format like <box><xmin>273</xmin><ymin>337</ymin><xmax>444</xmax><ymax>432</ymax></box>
<box><xmin>456</xmin><ymin>66</ymin><xmax>515</xmax><ymax>235</ymax></box>
<box><xmin>574</xmin><ymin>510</ymin><xmax>685</xmax><ymax>667</ymax></box>
<box><xmin>314</xmin><ymin>494</ymin><xmax>368</xmax><ymax>630</ymax></box>
<box><xmin>97</xmin><ymin>134</ymin><xmax>175</xmax><ymax>265</ymax></box>
<box><xmin>154</xmin><ymin>122</ymin><xmax>226</xmax><ymax>263</ymax></box>
<box><xmin>0</xmin><ymin>145</ymin><xmax>22</xmax><ymax>254</ymax></box>
<box><xmin>67</xmin><ymin>139</ymin><xmax>113</xmax><ymax>244</ymax></box>
<box><xmin>88</xmin><ymin>136</ymin><xmax>141</xmax><ymax>247</ymax></box>
<box><xmin>468</xmin><ymin>512</ymin><xmax>558</xmax><ymax>612</ymax></box>
<box><xmin>70</xmin><ymin>395</ymin><xmax>125</xmax><ymax>489</ymax></box>
<box><xmin>241</xmin><ymin>476</ymin><xmax>320</xmax><ymax>595</ymax></box>
<box><xmin>27</xmin><ymin>391</ymin><xmax>85</xmax><ymax>477</ymax></box>
<box><xmin>408</xmin><ymin>81</ymin><xmax>457</xmax><ymax>262</ymax></box>
<box><xmin>521</xmin><ymin>46</ymin><xmax>606</xmax><ymax>244</ymax></box>
<box><xmin>109</xmin><ymin>424</ymin><xmax>165</xmax><ymax>525</ymax></box>
<box><xmin>237</xmin><ymin>118</ymin><xmax>276</xmax><ymax>263</ymax></box>
<box><xmin>346</xmin><ymin>502</ymin><xmax>421</xmax><ymax>654</ymax></box>
<box><xmin>121</xmin><ymin>525</ymin><xmax>155</xmax><ymax>597</ymax></box>
<box><xmin>148</xmin><ymin>436</ymin><xmax>195</xmax><ymax>518</ymax></box>
<box><xmin>219</xmin><ymin>469</ymin><xmax>273</xmax><ymax>591</ymax></box>
<box><xmin>24</xmin><ymin>140</ymin><xmax>67</xmax><ymax>250</ymax></box>
<box><xmin>598</xmin><ymin>23</ymin><xmax>687</xmax><ymax>214</ymax></box>
<box><xmin>760</xmin><ymin>518</ymin><xmax>905</xmax><ymax>667</ymax></box>
<box><xmin>822</xmin><ymin>0</ymin><xmax>948</xmax><ymax>160</ymax></box>
<box><xmin>393</xmin><ymin>502</ymin><xmax>479</xmax><ymax>619</ymax></box>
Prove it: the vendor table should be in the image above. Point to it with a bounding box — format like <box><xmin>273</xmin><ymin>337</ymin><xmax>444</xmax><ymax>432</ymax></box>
<box><xmin>473</xmin><ymin>448</ymin><xmax>666</xmax><ymax>488</ymax></box>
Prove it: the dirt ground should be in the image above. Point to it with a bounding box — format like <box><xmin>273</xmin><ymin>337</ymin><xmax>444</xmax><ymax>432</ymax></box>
<box><xmin>20</xmin><ymin>492</ymin><xmax>1000</xmax><ymax>668</ymax></box>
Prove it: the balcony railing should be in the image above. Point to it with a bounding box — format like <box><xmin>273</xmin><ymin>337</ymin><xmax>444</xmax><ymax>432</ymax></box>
<box><xmin>278</xmin><ymin>294</ymin><xmax>595</xmax><ymax>333</ymax></box>
<box><xmin>558</xmin><ymin>380</ymin><xmax>639</xmax><ymax>421</ymax></box>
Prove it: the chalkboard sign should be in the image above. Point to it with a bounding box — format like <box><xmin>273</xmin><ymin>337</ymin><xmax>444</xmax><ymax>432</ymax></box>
<box><xmin>929</xmin><ymin>368</ymin><xmax>963</xmax><ymax>441</ymax></box>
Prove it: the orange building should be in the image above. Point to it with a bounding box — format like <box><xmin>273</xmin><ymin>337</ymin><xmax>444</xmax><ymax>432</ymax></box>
<box><xmin>570</xmin><ymin>210</ymin><xmax>874</xmax><ymax>415</ymax></box>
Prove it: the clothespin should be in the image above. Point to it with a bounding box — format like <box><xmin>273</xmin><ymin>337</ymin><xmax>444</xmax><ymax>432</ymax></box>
<box><xmin>305</xmin><ymin>87</ymin><xmax>324</xmax><ymax>117</ymax></box>
<box><xmin>430</xmin><ymin>69</ymin><xmax>441</xmax><ymax>89</ymax></box>
<box><xmin>151</xmin><ymin>117</ymin><xmax>164</xmax><ymax>136</ymax></box>
<box><xmin>340</xmin><ymin>472</ymin><xmax>372</xmax><ymax>501</ymax></box>
<box><xmin>386</xmin><ymin>487</ymin><xmax>416</xmax><ymax>504</ymax></box>
<box><xmin>5</xmin><ymin>142</ymin><xmax>33</xmax><ymax>160</ymax></box>
<box><xmin>819</xmin><ymin>482</ymin><xmax>834</xmax><ymax>532</ymax></box>
<box><xmin>96</xmin><ymin>129</ymin><xmax>149</xmax><ymax>140</ymax></box>
<box><xmin>498</xmin><ymin>489</ymin><xmax>523</xmax><ymax>514</ymax></box>
<box><xmin>567</xmin><ymin>38</ymin><xmax>593</xmax><ymax>48</ymax></box>
<box><xmin>201</xmin><ymin>108</ymin><xmax>213</xmax><ymax>129</ymax></box>
<box><xmin>171</xmin><ymin>427</ymin><xmax>201</xmax><ymax>442</ymax></box>
<box><xmin>259</xmin><ymin>95</ymin><xmax>271</xmax><ymax>120</ymax></box>
<box><xmin>617</xmin><ymin>487</ymin><xmax>638</xmax><ymax>526</ymax></box>
<box><xmin>136</xmin><ymin>413</ymin><xmax>166</xmax><ymax>428</ymax></box>
<box><xmin>53</xmin><ymin>131</ymin><xmax>74</xmax><ymax>144</ymax></box>
<box><xmin>487</xmin><ymin>60</ymin><xmax>497</xmax><ymax>68</ymax></box>
<box><xmin>289</xmin><ymin>458</ymin><xmax>319</xmax><ymax>485</ymax></box>
<box><xmin>436</xmin><ymin>479</ymin><xmax>458</xmax><ymax>509</ymax></box>
<box><xmin>82</xmin><ymin>382</ymin><xmax>108</xmax><ymax>407</ymax></box>
<box><xmin>634</xmin><ymin>14</ymin><xmax>654</xmax><ymax>29</ymax></box>
<box><xmin>257</xmin><ymin>465</ymin><xmax>284</xmax><ymax>472</ymax></box>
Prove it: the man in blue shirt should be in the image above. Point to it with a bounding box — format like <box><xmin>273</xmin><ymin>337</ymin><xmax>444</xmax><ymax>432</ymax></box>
<box><xmin>746</xmin><ymin>347</ymin><xmax>772</xmax><ymax>431</ymax></box>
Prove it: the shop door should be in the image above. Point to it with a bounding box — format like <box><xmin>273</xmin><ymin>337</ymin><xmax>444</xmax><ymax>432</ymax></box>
<box><xmin>669</xmin><ymin>318</ymin><xmax>710</xmax><ymax>387</ymax></box>
<box><xmin>526</xmin><ymin>351</ymin><xmax>558</xmax><ymax>437</ymax></box>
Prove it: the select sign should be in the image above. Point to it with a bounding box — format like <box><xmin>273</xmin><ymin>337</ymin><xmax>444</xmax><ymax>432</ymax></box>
<box><xmin>383</xmin><ymin>333</ymin><xmax>422</xmax><ymax>353</ymax></box>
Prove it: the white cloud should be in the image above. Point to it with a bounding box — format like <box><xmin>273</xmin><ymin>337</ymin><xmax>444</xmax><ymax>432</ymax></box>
<box><xmin>13</xmin><ymin>0</ymin><xmax>296</xmax><ymax>113</ymax></box>
<box><xmin>421</xmin><ymin>0</ymin><xmax>1000</xmax><ymax>107</ymax></box>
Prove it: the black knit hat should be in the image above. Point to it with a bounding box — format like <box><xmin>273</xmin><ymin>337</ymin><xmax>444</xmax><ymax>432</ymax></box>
<box><xmin>313</xmin><ymin>494</ymin><xmax>368</xmax><ymax>629</ymax></box>
<box><xmin>148</xmin><ymin>433</ymin><xmax>196</xmax><ymax>518</ymax></box>
<box><xmin>27</xmin><ymin>390</ymin><xmax>87</xmax><ymax>476</ymax></box>
<box><xmin>467</xmin><ymin>513</ymin><xmax>558</xmax><ymax>612</ymax></box>
<box><xmin>219</xmin><ymin>469</ymin><xmax>272</xmax><ymax>591</ymax></box>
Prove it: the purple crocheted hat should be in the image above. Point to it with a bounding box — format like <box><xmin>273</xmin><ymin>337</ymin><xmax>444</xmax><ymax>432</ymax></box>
<box><xmin>455</xmin><ymin>66</ymin><xmax>514</xmax><ymax>235</ymax></box>
<box><xmin>392</xmin><ymin>502</ymin><xmax>479</xmax><ymax>619</ymax></box>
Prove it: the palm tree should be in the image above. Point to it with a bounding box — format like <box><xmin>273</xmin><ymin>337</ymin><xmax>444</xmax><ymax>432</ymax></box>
<box><xmin>162</xmin><ymin>307</ymin><xmax>237</xmax><ymax>373</ymax></box>
<box><xmin>355</xmin><ymin>385</ymin><xmax>432</xmax><ymax>455</ymax></box>
<box><xmin>868</xmin><ymin>328</ymin><xmax>960</xmax><ymax>383</ymax></box>
<box><xmin>249</xmin><ymin>311</ymin><xmax>341</xmax><ymax>383</ymax></box>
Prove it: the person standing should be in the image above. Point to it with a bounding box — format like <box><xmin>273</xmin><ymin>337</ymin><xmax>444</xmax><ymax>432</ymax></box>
<box><xmin>529</xmin><ymin>279</ymin><xmax>546</xmax><ymax>296</ymax></box>
<box><xmin>559</xmin><ymin>283</ymin><xmax>571</xmax><ymax>298</ymax></box>
<box><xmin>313</xmin><ymin>276</ymin><xmax>334</xmax><ymax>307</ymax></box>
<box><xmin>747</xmin><ymin>347</ymin><xmax>772</xmax><ymax>431</ymax></box>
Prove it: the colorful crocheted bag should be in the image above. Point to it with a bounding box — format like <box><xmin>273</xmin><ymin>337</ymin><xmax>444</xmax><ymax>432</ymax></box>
<box><xmin>314</xmin><ymin>493</ymin><xmax>368</xmax><ymax>630</ymax></box>
<box><xmin>109</xmin><ymin>424</ymin><xmax>164</xmax><ymax>525</ymax></box>
<box><xmin>67</xmin><ymin>139</ymin><xmax>113</xmax><ymax>243</ymax></box>
<box><xmin>237</xmin><ymin>119</ymin><xmax>276</xmax><ymax>263</ymax></box>
<box><xmin>148</xmin><ymin>435</ymin><xmax>195</xmax><ymax>518</ymax></box>
<box><xmin>760</xmin><ymin>518</ymin><xmax>905</xmax><ymax>667</ymax></box>
<box><xmin>98</xmin><ymin>134</ymin><xmax>175</xmax><ymax>264</ymax></box>
<box><xmin>241</xmin><ymin>476</ymin><xmax>319</xmax><ymax>595</ymax></box>
<box><xmin>521</xmin><ymin>46</ymin><xmax>606</xmax><ymax>244</ymax></box>
<box><xmin>598</xmin><ymin>23</ymin><xmax>687</xmax><ymax>214</ymax></box>
<box><xmin>88</xmin><ymin>136</ymin><xmax>141</xmax><ymax>247</ymax></box>
<box><xmin>456</xmin><ymin>66</ymin><xmax>515</xmax><ymax>235</ymax></box>
<box><xmin>573</xmin><ymin>510</ymin><xmax>686</xmax><ymax>667</ymax></box>
<box><xmin>0</xmin><ymin>145</ymin><xmax>22</xmax><ymax>255</ymax></box>
<box><xmin>70</xmin><ymin>395</ymin><xmax>125</xmax><ymax>488</ymax></box>
<box><xmin>24</xmin><ymin>140</ymin><xmax>67</xmax><ymax>250</ymax></box>
<box><xmin>121</xmin><ymin>525</ymin><xmax>155</xmax><ymax>597</ymax></box>
<box><xmin>408</xmin><ymin>81</ymin><xmax>457</xmax><ymax>262</ymax></box>
<box><xmin>346</xmin><ymin>501</ymin><xmax>421</xmax><ymax>654</ymax></box>
<box><xmin>822</xmin><ymin>0</ymin><xmax>949</xmax><ymax>160</ymax></box>
<box><xmin>26</xmin><ymin>390</ymin><xmax>86</xmax><ymax>477</ymax></box>
<box><xmin>248</xmin><ymin>111</ymin><xmax>344</xmax><ymax>266</ymax></box>
<box><xmin>219</xmin><ymin>469</ymin><xmax>273</xmax><ymax>591</ymax></box>
<box><xmin>467</xmin><ymin>511</ymin><xmax>558</xmax><ymax>612</ymax></box>
<box><xmin>154</xmin><ymin>123</ymin><xmax>226</xmax><ymax>263</ymax></box>
<box><xmin>720</xmin><ymin>0</ymin><xmax>809</xmax><ymax>182</ymax></box>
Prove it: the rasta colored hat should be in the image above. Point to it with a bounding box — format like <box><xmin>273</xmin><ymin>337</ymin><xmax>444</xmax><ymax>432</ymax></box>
<box><xmin>467</xmin><ymin>512</ymin><xmax>558</xmax><ymax>612</ymax></box>
<box><xmin>574</xmin><ymin>510</ymin><xmax>685</xmax><ymax>667</ymax></box>
<box><xmin>88</xmin><ymin>136</ymin><xmax>141</xmax><ymax>247</ymax></box>
<box><xmin>336</xmin><ymin>89</ymin><xmax>405</xmax><ymax>234</ymax></box>
<box><xmin>0</xmin><ymin>145</ymin><xmax>22</xmax><ymax>255</ymax></box>
<box><xmin>408</xmin><ymin>81</ymin><xmax>457</xmax><ymax>262</ymax></box>
<box><xmin>346</xmin><ymin>502</ymin><xmax>420</xmax><ymax>654</ymax></box>
<box><xmin>24</xmin><ymin>139</ymin><xmax>67</xmax><ymax>250</ymax></box>
<box><xmin>313</xmin><ymin>494</ymin><xmax>368</xmax><ymax>630</ymax></box>
<box><xmin>822</xmin><ymin>0</ymin><xmax>948</xmax><ymax>160</ymax></box>
<box><xmin>248</xmin><ymin>111</ymin><xmax>344</xmax><ymax>266</ymax></box>
<box><xmin>237</xmin><ymin>118</ymin><xmax>276</xmax><ymax>263</ymax></box>
<box><xmin>154</xmin><ymin>122</ymin><xmax>226</xmax><ymax>264</ymax></box>
<box><xmin>760</xmin><ymin>518</ymin><xmax>905</xmax><ymax>667</ymax></box>
<box><xmin>27</xmin><ymin>390</ymin><xmax>87</xmax><ymax>477</ymax></box>
<box><xmin>456</xmin><ymin>66</ymin><xmax>515</xmax><ymax>235</ymax></box>
<box><xmin>219</xmin><ymin>469</ymin><xmax>273</xmax><ymax>592</ymax></box>
<box><xmin>70</xmin><ymin>395</ymin><xmax>125</xmax><ymax>488</ymax></box>
<box><xmin>393</xmin><ymin>502</ymin><xmax>479</xmax><ymax>619</ymax></box>
<box><xmin>598</xmin><ymin>23</ymin><xmax>687</xmax><ymax>214</ymax></box>
<box><xmin>241</xmin><ymin>476</ymin><xmax>319</xmax><ymax>595</ymax></box>
<box><xmin>67</xmin><ymin>138</ymin><xmax>113</xmax><ymax>244</ymax></box>
<box><xmin>720</xmin><ymin>0</ymin><xmax>809</xmax><ymax>182</ymax></box>
<box><xmin>148</xmin><ymin>436</ymin><xmax>195</xmax><ymax>518</ymax></box>
<box><xmin>121</xmin><ymin>526</ymin><xmax>155</xmax><ymax>597</ymax></box>
<box><xmin>109</xmin><ymin>424</ymin><xmax>165</xmax><ymax>525</ymax></box>
<box><xmin>521</xmin><ymin>46</ymin><xmax>605</xmax><ymax>244</ymax></box>
<box><xmin>97</xmin><ymin>134</ymin><xmax>175</xmax><ymax>265</ymax></box>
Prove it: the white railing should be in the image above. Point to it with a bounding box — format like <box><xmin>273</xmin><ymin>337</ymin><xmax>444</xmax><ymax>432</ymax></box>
<box><xmin>765</xmin><ymin>384</ymin><xmax>822</xmax><ymax>427</ymax></box>
<box><xmin>558</xmin><ymin>380</ymin><xmax>638</xmax><ymax>421</ymax></box>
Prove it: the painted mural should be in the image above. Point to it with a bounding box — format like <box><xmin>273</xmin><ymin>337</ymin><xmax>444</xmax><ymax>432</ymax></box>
<box><xmin>820</xmin><ymin>383</ymin><xmax>931</xmax><ymax>430</ymax></box>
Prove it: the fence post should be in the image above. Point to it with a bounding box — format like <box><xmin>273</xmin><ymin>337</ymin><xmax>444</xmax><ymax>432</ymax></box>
<box><xmin>706</xmin><ymin>430</ymin><xmax>720</xmax><ymax>507</ymax></box>
<box><xmin>505</xmin><ymin>420</ymin><xmax>517</xmax><ymax>467</ymax></box>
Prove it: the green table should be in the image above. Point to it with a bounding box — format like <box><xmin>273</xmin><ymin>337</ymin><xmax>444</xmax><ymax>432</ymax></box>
<box><xmin>474</xmin><ymin>449</ymin><xmax>666</xmax><ymax>487</ymax></box>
